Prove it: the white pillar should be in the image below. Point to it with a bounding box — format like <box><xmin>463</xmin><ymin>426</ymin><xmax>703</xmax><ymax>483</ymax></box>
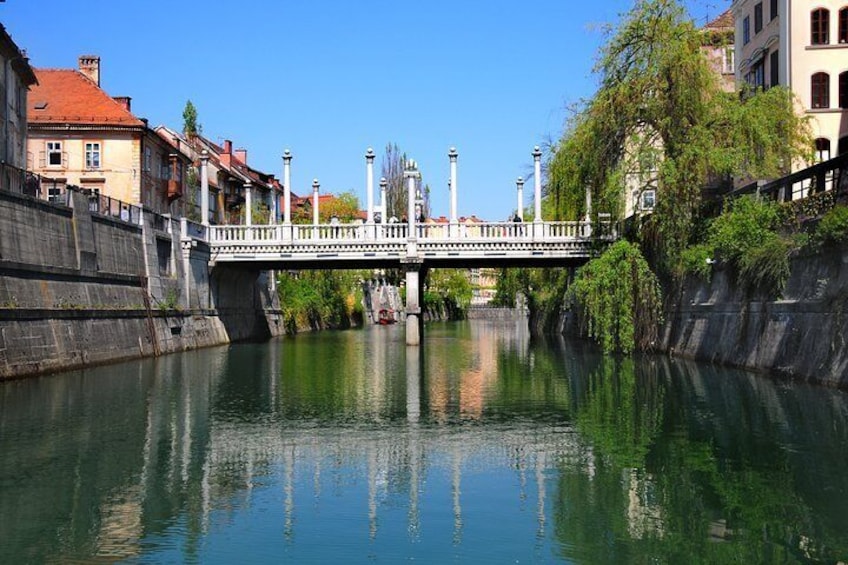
<box><xmin>516</xmin><ymin>176</ymin><xmax>524</xmax><ymax>221</ymax></box>
<box><xmin>379</xmin><ymin>177</ymin><xmax>387</xmax><ymax>222</ymax></box>
<box><xmin>405</xmin><ymin>268</ymin><xmax>421</xmax><ymax>346</ymax></box>
<box><xmin>533</xmin><ymin>146</ymin><xmax>542</xmax><ymax>223</ymax></box>
<box><xmin>244</xmin><ymin>181</ymin><xmax>253</xmax><ymax>226</ymax></box>
<box><xmin>200</xmin><ymin>150</ymin><xmax>209</xmax><ymax>226</ymax></box>
<box><xmin>449</xmin><ymin>147</ymin><xmax>458</xmax><ymax>227</ymax></box>
<box><xmin>283</xmin><ymin>149</ymin><xmax>292</xmax><ymax>225</ymax></box>
<box><xmin>366</xmin><ymin>147</ymin><xmax>375</xmax><ymax>224</ymax></box>
<box><xmin>312</xmin><ymin>178</ymin><xmax>320</xmax><ymax>226</ymax></box>
<box><xmin>405</xmin><ymin>160</ymin><xmax>418</xmax><ymax>238</ymax></box>
<box><xmin>584</xmin><ymin>185</ymin><xmax>592</xmax><ymax>221</ymax></box>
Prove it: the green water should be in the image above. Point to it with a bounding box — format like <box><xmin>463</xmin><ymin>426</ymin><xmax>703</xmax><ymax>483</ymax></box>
<box><xmin>1</xmin><ymin>320</ymin><xmax>847</xmax><ymax>563</ymax></box>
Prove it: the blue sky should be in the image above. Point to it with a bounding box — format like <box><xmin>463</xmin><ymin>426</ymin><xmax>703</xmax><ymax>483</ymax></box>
<box><xmin>4</xmin><ymin>0</ymin><xmax>729</xmax><ymax>220</ymax></box>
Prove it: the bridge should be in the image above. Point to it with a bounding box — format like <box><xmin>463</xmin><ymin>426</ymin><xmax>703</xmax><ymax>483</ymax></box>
<box><xmin>192</xmin><ymin>147</ymin><xmax>610</xmax><ymax>345</ymax></box>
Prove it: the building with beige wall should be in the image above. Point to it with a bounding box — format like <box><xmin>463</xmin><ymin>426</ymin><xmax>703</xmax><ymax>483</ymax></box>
<box><xmin>0</xmin><ymin>24</ymin><xmax>37</xmax><ymax>193</ymax></box>
<box><xmin>26</xmin><ymin>56</ymin><xmax>187</xmax><ymax>215</ymax></box>
<box><xmin>733</xmin><ymin>0</ymin><xmax>848</xmax><ymax>169</ymax></box>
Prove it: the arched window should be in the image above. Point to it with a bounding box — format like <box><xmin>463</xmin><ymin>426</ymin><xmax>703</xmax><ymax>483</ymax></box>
<box><xmin>841</xmin><ymin>71</ymin><xmax>848</xmax><ymax>108</ymax></box>
<box><xmin>811</xmin><ymin>72</ymin><xmax>830</xmax><ymax>108</ymax></box>
<box><xmin>812</xmin><ymin>8</ymin><xmax>830</xmax><ymax>44</ymax></box>
<box><xmin>839</xmin><ymin>7</ymin><xmax>848</xmax><ymax>43</ymax></box>
<box><xmin>815</xmin><ymin>138</ymin><xmax>831</xmax><ymax>162</ymax></box>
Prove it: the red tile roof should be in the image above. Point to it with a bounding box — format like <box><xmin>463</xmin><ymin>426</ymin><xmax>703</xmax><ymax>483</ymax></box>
<box><xmin>703</xmin><ymin>9</ymin><xmax>733</xmax><ymax>31</ymax></box>
<box><xmin>28</xmin><ymin>69</ymin><xmax>144</xmax><ymax>127</ymax></box>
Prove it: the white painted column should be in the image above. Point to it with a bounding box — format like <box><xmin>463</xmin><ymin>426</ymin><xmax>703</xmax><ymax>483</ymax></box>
<box><xmin>200</xmin><ymin>150</ymin><xmax>209</xmax><ymax>226</ymax></box>
<box><xmin>244</xmin><ymin>181</ymin><xmax>253</xmax><ymax>226</ymax></box>
<box><xmin>366</xmin><ymin>147</ymin><xmax>375</xmax><ymax>225</ymax></box>
<box><xmin>405</xmin><ymin>267</ymin><xmax>421</xmax><ymax>346</ymax></box>
<box><xmin>312</xmin><ymin>178</ymin><xmax>320</xmax><ymax>226</ymax></box>
<box><xmin>269</xmin><ymin>181</ymin><xmax>277</xmax><ymax>224</ymax></box>
<box><xmin>379</xmin><ymin>176</ymin><xmax>387</xmax><ymax>221</ymax></box>
<box><xmin>516</xmin><ymin>176</ymin><xmax>524</xmax><ymax>221</ymax></box>
<box><xmin>584</xmin><ymin>185</ymin><xmax>593</xmax><ymax>237</ymax></box>
<box><xmin>533</xmin><ymin>146</ymin><xmax>542</xmax><ymax>224</ymax></box>
<box><xmin>406</xmin><ymin>160</ymin><xmax>418</xmax><ymax>238</ymax></box>
<box><xmin>449</xmin><ymin>147</ymin><xmax>458</xmax><ymax>235</ymax></box>
<box><xmin>283</xmin><ymin>149</ymin><xmax>292</xmax><ymax>224</ymax></box>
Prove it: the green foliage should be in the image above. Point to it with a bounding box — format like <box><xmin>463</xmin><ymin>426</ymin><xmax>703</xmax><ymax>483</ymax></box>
<box><xmin>547</xmin><ymin>0</ymin><xmax>812</xmax><ymax>272</ymax></box>
<box><xmin>425</xmin><ymin>269</ymin><xmax>473</xmax><ymax>319</ymax></box>
<box><xmin>814</xmin><ymin>205</ymin><xmax>848</xmax><ymax>245</ymax></box>
<box><xmin>182</xmin><ymin>100</ymin><xmax>199</xmax><ymax>137</ymax></box>
<box><xmin>708</xmin><ymin>196</ymin><xmax>781</xmax><ymax>264</ymax></box>
<box><xmin>567</xmin><ymin>240</ymin><xmax>662</xmax><ymax>354</ymax></box>
<box><xmin>681</xmin><ymin>196</ymin><xmax>800</xmax><ymax>296</ymax></box>
<box><xmin>678</xmin><ymin>243</ymin><xmax>713</xmax><ymax>281</ymax></box>
<box><xmin>276</xmin><ymin>270</ymin><xmax>364</xmax><ymax>333</ymax></box>
<box><xmin>320</xmin><ymin>191</ymin><xmax>361</xmax><ymax>223</ymax></box>
<box><xmin>738</xmin><ymin>237</ymin><xmax>792</xmax><ymax>297</ymax></box>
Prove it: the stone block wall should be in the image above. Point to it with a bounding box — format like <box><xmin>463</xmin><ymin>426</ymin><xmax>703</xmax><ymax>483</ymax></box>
<box><xmin>661</xmin><ymin>246</ymin><xmax>848</xmax><ymax>388</ymax></box>
<box><xmin>0</xmin><ymin>189</ymin><xmax>280</xmax><ymax>380</ymax></box>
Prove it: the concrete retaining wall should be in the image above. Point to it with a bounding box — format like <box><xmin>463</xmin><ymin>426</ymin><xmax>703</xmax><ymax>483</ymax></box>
<box><xmin>0</xmin><ymin>189</ymin><xmax>281</xmax><ymax>380</ymax></box>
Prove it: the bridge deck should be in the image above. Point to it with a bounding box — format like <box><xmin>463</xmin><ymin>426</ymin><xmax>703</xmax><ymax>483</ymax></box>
<box><xmin>201</xmin><ymin>221</ymin><xmax>607</xmax><ymax>269</ymax></box>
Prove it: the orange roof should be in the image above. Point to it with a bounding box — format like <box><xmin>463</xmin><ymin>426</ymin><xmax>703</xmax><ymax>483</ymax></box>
<box><xmin>28</xmin><ymin>69</ymin><xmax>144</xmax><ymax>127</ymax></box>
<box><xmin>703</xmin><ymin>9</ymin><xmax>733</xmax><ymax>31</ymax></box>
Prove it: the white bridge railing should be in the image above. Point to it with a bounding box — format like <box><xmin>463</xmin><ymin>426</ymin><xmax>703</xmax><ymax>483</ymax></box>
<box><xmin>207</xmin><ymin>221</ymin><xmax>597</xmax><ymax>244</ymax></box>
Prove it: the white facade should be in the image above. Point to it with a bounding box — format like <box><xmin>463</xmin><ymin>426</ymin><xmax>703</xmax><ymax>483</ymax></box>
<box><xmin>733</xmin><ymin>0</ymin><xmax>848</xmax><ymax>161</ymax></box>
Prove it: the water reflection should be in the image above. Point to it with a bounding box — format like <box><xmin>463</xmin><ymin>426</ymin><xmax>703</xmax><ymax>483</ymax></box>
<box><xmin>0</xmin><ymin>321</ymin><xmax>847</xmax><ymax>562</ymax></box>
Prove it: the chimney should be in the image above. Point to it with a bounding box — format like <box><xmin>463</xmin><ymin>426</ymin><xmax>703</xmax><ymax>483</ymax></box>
<box><xmin>113</xmin><ymin>96</ymin><xmax>131</xmax><ymax>112</ymax></box>
<box><xmin>78</xmin><ymin>55</ymin><xmax>101</xmax><ymax>86</ymax></box>
<box><xmin>234</xmin><ymin>148</ymin><xmax>248</xmax><ymax>164</ymax></box>
<box><xmin>223</xmin><ymin>139</ymin><xmax>232</xmax><ymax>154</ymax></box>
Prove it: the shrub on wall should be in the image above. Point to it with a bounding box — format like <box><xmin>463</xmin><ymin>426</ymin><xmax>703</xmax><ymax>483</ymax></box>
<box><xmin>567</xmin><ymin>240</ymin><xmax>662</xmax><ymax>354</ymax></box>
<box><xmin>814</xmin><ymin>205</ymin><xmax>848</xmax><ymax>245</ymax></box>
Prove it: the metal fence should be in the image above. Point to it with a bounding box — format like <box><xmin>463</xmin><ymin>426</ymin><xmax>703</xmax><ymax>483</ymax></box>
<box><xmin>732</xmin><ymin>153</ymin><xmax>848</xmax><ymax>205</ymax></box>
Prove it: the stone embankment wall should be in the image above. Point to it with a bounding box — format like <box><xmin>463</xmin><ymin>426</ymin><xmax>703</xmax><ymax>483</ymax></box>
<box><xmin>467</xmin><ymin>306</ymin><xmax>528</xmax><ymax>321</ymax></box>
<box><xmin>661</xmin><ymin>245</ymin><xmax>848</xmax><ymax>388</ymax></box>
<box><xmin>0</xmin><ymin>190</ymin><xmax>281</xmax><ymax>379</ymax></box>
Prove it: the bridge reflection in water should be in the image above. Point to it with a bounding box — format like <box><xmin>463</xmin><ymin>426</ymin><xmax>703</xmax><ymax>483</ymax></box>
<box><xmin>2</xmin><ymin>321</ymin><xmax>848</xmax><ymax>562</ymax></box>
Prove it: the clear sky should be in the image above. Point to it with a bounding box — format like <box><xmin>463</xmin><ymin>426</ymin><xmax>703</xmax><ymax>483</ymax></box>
<box><xmin>4</xmin><ymin>0</ymin><xmax>729</xmax><ymax>221</ymax></box>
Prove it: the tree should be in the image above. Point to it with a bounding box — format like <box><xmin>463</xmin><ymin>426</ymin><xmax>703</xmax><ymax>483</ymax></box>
<box><xmin>380</xmin><ymin>143</ymin><xmax>430</xmax><ymax>220</ymax></box>
<box><xmin>182</xmin><ymin>100</ymin><xmax>200</xmax><ymax>137</ymax></box>
<box><xmin>548</xmin><ymin>0</ymin><xmax>812</xmax><ymax>271</ymax></box>
<box><xmin>320</xmin><ymin>191</ymin><xmax>361</xmax><ymax>223</ymax></box>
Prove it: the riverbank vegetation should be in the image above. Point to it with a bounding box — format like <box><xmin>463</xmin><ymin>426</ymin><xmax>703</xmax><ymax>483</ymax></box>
<box><xmin>516</xmin><ymin>0</ymin><xmax>816</xmax><ymax>353</ymax></box>
<box><xmin>276</xmin><ymin>270</ymin><xmax>365</xmax><ymax>334</ymax></box>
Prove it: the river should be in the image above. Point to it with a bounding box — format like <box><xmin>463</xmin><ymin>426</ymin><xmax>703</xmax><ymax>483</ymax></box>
<box><xmin>1</xmin><ymin>320</ymin><xmax>846</xmax><ymax>563</ymax></box>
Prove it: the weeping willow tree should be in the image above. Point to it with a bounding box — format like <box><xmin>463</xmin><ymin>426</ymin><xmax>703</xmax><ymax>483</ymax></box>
<box><xmin>549</xmin><ymin>0</ymin><xmax>813</xmax><ymax>271</ymax></box>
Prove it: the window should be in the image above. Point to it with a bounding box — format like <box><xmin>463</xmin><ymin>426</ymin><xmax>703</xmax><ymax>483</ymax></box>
<box><xmin>85</xmin><ymin>142</ymin><xmax>101</xmax><ymax>169</ymax></box>
<box><xmin>840</xmin><ymin>8</ymin><xmax>848</xmax><ymax>43</ymax></box>
<box><xmin>770</xmin><ymin>0</ymin><xmax>778</xmax><ymax>20</ymax></box>
<box><xmin>840</xmin><ymin>136</ymin><xmax>848</xmax><ymax>155</ymax></box>
<box><xmin>144</xmin><ymin>147</ymin><xmax>151</xmax><ymax>172</ymax></box>
<box><xmin>812</xmin><ymin>9</ymin><xmax>830</xmax><ymax>45</ymax></box>
<box><xmin>46</xmin><ymin>141</ymin><xmax>62</xmax><ymax>167</ymax></box>
<box><xmin>812</xmin><ymin>73</ymin><xmax>830</xmax><ymax>108</ymax></box>
<box><xmin>641</xmin><ymin>190</ymin><xmax>656</xmax><ymax>211</ymax></box>
<box><xmin>743</xmin><ymin>16</ymin><xmax>751</xmax><ymax>44</ymax></box>
<box><xmin>754</xmin><ymin>2</ymin><xmax>763</xmax><ymax>33</ymax></box>
<box><xmin>815</xmin><ymin>138</ymin><xmax>831</xmax><ymax>162</ymax></box>
<box><xmin>747</xmin><ymin>59</ymin><xmax>766</xmax><ymax>89</ymax></box>
<box><xmin>770</xmin><ymin>50</ymin><xmax>779</xmax><ymax>87</ymax></box>
<box><xmin>841</xmin><ymin>71</ymin><xmax>848</xmax><ymax>108</ymax></box>
<box><xmin>723</xmin><ymin>47</ymin><xmax>735</xmax><ymax>74</ymax></box>
<box><xmin>160</xmin><ymin>156</ymin><xmax>170</xmax><ymax>180</ymax></box>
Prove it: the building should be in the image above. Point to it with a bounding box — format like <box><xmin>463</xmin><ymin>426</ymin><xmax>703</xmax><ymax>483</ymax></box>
<box><xmin>702</xmin><ymin>9</ymin><xmax>737</xmax><ymax>93</ymax></box>
<box><xmin>157</xmin><ymin>127</ymin><xmax>283</xmax><ymax>225</ymax></box>
<box><xmin>26</xmin><ymin>56</ymin><xmax>188</xmax><ymax>214</ymax></box>
<box><xmin>0</xmin><ymin>25</ymin><xmax>37</xmax><ymax>192</ymax></box>
<box><xmin>733</xmin><ymin>0</ymin><xmax>848</xmax><ymax>168</ymax></box>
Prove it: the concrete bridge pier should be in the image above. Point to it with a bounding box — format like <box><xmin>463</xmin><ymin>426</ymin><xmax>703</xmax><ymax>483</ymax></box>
<box><xmin>404</xmin><ymin>260</ymin><xmax>424</xmax><ymax>346</ymax></box>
